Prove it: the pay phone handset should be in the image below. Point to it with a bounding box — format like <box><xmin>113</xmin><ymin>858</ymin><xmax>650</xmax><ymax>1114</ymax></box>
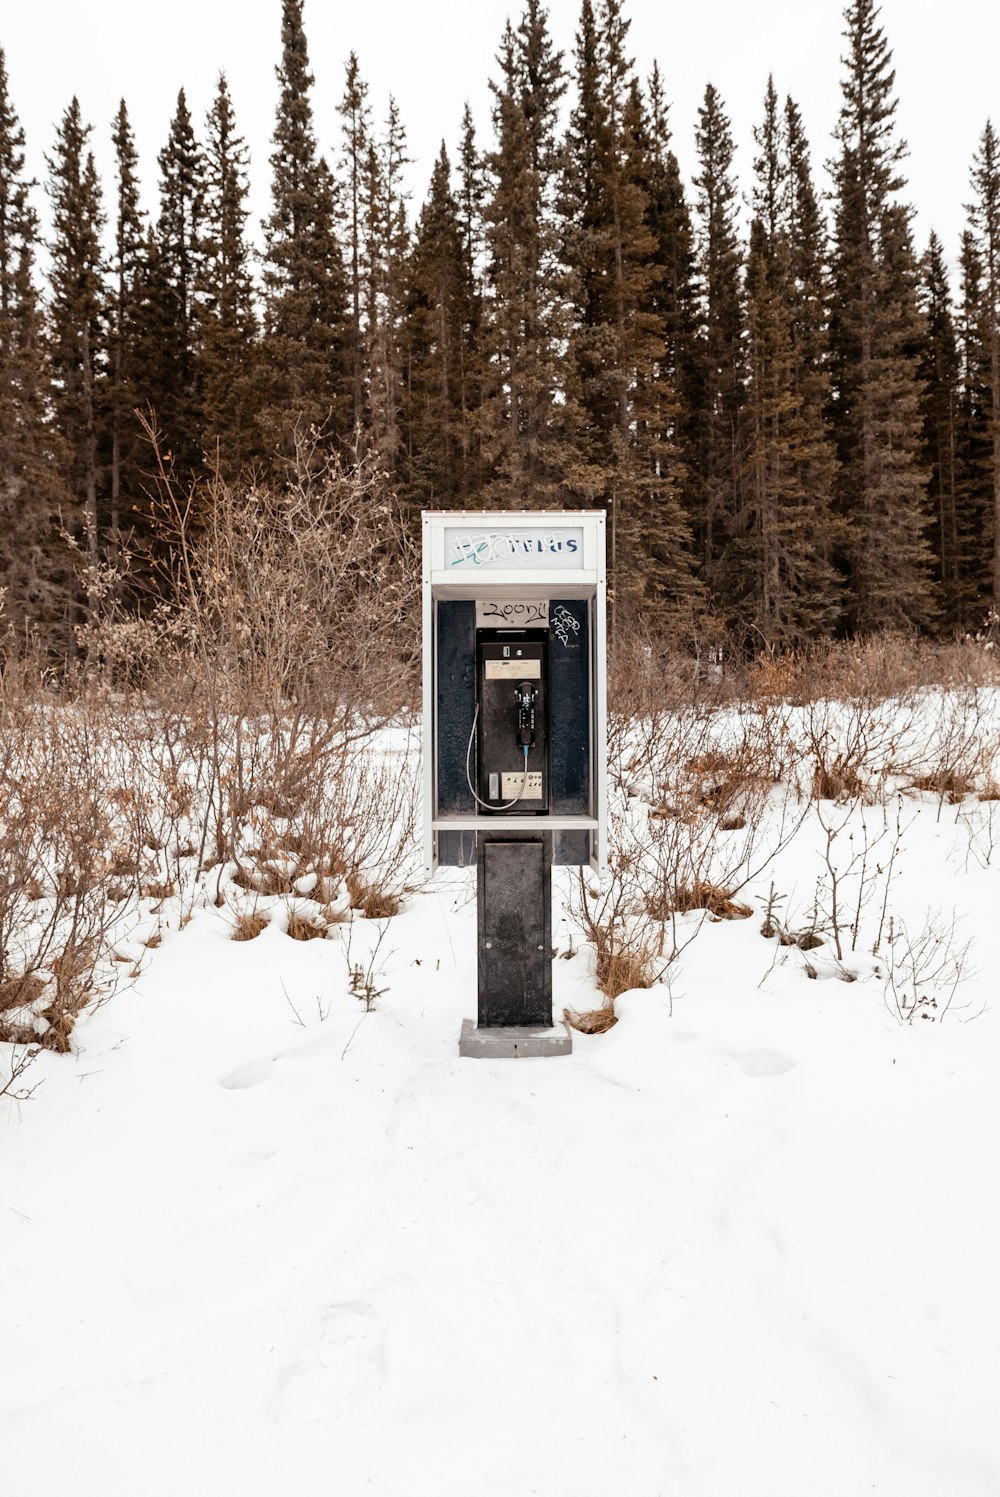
<box><xmin>466</xmin><ymin>632</ymin><xmax>549</xmax><ymax>814</ymax></box>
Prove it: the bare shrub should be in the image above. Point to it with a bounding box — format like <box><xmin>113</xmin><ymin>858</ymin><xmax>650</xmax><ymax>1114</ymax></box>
<box><xmin>0</xmin><ymin>686</ymin><xmax>130</xmax><ymax>1052</ymax></box>
<box><xmin>1</xmin><ymin>1044</ymin><xmax>41</xmax><ymax>1103</ymax></box>
<box><xmin>883</xmin><ymin>914</ymin><xmax>974</xmax><ymax>1024</ymax></box>
<box><xmin>794</xmin><ymin>694</ymin><xmax>911</xmax><ymax>804</ymax></box>
<box><xmin>748</xmin><ymin>632</ymin><xmax>1000</xmax><ymax>707</ymax></box>
<box><xmin>570</xmin><ymin>818</ymin><xmax>659</xmax><ymax>1001</ymax></box>
<box><xmin>902</xmin><ymin>686</ymin><xmax>997</xmax><ymax>816</ymax></box>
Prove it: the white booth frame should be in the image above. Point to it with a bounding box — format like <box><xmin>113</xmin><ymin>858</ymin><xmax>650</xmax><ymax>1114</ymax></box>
<box><xmin>421</xmin><ymin>510</ymin><xmax>608</xmax><ymax>877</ymax></box>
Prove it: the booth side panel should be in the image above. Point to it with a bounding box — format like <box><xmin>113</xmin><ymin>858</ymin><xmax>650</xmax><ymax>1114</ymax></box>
<box><xmin>548</xmin><ymin>597</ymin><xmax>591</xmax><ymax>866</ymax></box>
<box><xmin>436</xmin><ymin>599</ymin><xmax>477</xmax><ymax>867</ymax></box>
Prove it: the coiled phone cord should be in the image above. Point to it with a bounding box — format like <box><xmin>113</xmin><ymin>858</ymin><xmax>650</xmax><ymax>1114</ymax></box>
<box><xmin>464</xmin><ymin>703</ymin><xmax>532</xmax><ymax>811</ymax></box>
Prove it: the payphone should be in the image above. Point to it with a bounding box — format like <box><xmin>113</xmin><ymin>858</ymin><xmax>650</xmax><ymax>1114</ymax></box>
<box><xmin>421</xmin><ymin>512</ymin><xmax>607</xmax><ymax>1054</ymax></box>
<box><xmin>470</xmin><ymin>631</ymin><xmax>549</xmax><ymax>813</ymax></box>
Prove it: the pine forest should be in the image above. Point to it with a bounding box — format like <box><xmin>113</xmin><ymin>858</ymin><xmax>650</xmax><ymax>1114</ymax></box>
<box><xmin>2</xmin><ymin>0</ymin><xmax>1000</xmax><ymax>660</ymax></box>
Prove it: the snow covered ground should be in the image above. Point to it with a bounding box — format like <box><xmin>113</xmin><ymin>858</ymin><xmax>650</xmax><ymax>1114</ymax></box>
<box><xmin>3</xmin><ymin>698</ymin><xmax>1000</xmax><ymax>1496</ymax></box>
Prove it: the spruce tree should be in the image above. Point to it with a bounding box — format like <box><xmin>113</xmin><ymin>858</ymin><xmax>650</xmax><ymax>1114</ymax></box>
<box><xmin>455</xmin><ymin>104</ymin><xmax>489</xmax><ymax>498</ymax></box>
<box><xmin>0</xmin><ymin>51</ymin><xmax>64</xmax><ymax>638</ymax></box>
<box><xmin>829</xmin><ymin>0</ymin><xmax>934</xmax><ymax>631</ymax></box>
<box><xmin>458</xmin><ymin>103</ymin><xmax>487</xmax><ymax>289</ymax></box>
<box><xmin>480</xmin><ymin>2</ymin><xmax>568</xmax><ymax>507</ymax></box>
<box><xmin>918</xmin><ymin>232</ymin><xmax>962</xmax><ymax>627</ymax></box>
<box><xmin>968</xmin><ymin>119</ymin><xmax>1000</xmax><ymax>613</ymax></box>
<box><xmin>688</xmin><ymin>82</ymin><xmax>745</xmax><ymax>595</ymax></box>
<box><xmin>46</xmin><ymin>97</ymin><xmax>106</xmax><ymax>607</ymax></box>
<box><xmin>562</xmin><ymin>7</ymin><xmax>695</xmax><ymax>620</ymax></box>
<box><xmin>955</xmin><ymin>228</ymin><xmax>992</xmax><ymax>612</ymax></box>
<box><xmin>107</xmin><ymin>99</ymin><xmax>146</xmax><ymax>552</ymax></box>
<box><xmin>261</xmin><ymin>0</ymin><xmax>348</xmax><ymax>458</ymax></box>
<box><xmin>199</xmin><ymin>74</ymin><xmax>258</xmax><ymax>475</ymax></box>
<box><xmin>644</xmin><ymin>64</ymin><xmax>697</xmax><ymax>413</ymax></box>
<box><xmin>154</xmin><ymin>88</ymin><xmax>205</xmax><ymax>472</ymax></box>
<box><xmin>403</xmin><ymin>145</ymin><xmax>475</xmax><ymax>510</ymax></box>
<box><xmin>363</xmin><ymin>97</ymin><xmax>410</xmax><ymax>473</ymax></box>
<box><xmin>737</xmin><ymin>80</ymin><xmax>841</xmax><ymax>643</ymax></box>
<box><xmin>338</xmin><ymin>52</ymin><xmax>370</xmax><ymax>436</ymax></box>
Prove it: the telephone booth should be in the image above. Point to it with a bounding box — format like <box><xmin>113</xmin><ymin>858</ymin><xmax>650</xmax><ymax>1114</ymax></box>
<box><xmin>421</xmin><ymin>512</ymin><xmax>607</xmax><ymax>1052</ymax></box>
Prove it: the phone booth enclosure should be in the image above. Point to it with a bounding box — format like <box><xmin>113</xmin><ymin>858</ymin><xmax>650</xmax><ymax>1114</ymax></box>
<box><xmin>433</xmin><ymin>597</ymin><xmax>593</xmax><ymax>866</ymax></box>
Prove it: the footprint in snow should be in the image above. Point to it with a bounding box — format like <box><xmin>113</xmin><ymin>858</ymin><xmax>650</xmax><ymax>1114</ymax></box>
<box><xmin>273</xmin><ymin>1304</ymin><xmax>385</xmax><ymax>1425</ymax></box>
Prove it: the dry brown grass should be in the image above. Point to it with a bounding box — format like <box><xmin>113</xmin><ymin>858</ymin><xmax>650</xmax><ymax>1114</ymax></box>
<box><xmin>286</xmin><ymin>909</ymin><xmax>328</xmax><ymax>942</ymax></box>
<box><xmin>230</xmin><ymin>911</ymin><xmax>269</xmax><ymax>942</ymax></box>
<box><xmin>0</xmin><ymin>973</ymin><xmax>47</xmax><ymax>1013</ymax></box>
<box><xmin>563</xmin><ymin>1004</ymin><xmax>618</xmax><ymax>1034</ymax></box>
<box><xmin>346</xmin><ymin>875</ymin><xmax>402</xmax><ymax>920</ymax></box>
<box><xmin>647</xmin><ymin>880</ymin><xmax>752</xmax><ymax>921</ymax></box>
<box><xmin>909</xmin><ymin>770</ymin><xmax>975</xmax><ymax>803</ymax></box>
<box><xmin>811</xmin><ymin>761</ymin><xmax>867</xmax><ymax>802</ymax></box>
<box><xmin>593</xmin><ymin>935</ymin><xmax>655</xmax><ymax>1000</ymax></box>
<box><xmin>141</xmin><ymin>880</ymin><xmax>175</xmax><ymax>902</ymax></box>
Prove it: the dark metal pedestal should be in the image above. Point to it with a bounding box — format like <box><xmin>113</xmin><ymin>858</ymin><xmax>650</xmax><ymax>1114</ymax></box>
<box><xmin>476</xmin><ymin>832</ymin><xmax>552</xmax><ymax>1028</ymax></box>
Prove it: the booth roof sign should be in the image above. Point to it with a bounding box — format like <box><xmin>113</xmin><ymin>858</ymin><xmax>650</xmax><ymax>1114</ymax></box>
<box><xmin>444</xmin><ymin>526</ymin><xmax>585</xmax><ymax>571</ymax></box>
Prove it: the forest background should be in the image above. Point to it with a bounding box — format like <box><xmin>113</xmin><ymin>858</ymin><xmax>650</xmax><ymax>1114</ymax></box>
<box><xmin>2</xmin><ymin>0</ymin><xmax>1000</xmax><ymax>662</ymax></box>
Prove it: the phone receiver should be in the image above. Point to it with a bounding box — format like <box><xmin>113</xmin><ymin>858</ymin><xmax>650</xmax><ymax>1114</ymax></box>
<box><xmin>516</xmin><ymin>680</ymin><xmax>537</xmax><ymax>748</ymax></box>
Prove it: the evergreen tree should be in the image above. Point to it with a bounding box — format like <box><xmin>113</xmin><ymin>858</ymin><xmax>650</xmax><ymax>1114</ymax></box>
<box><xmin>562</xmin><ymin>7</ymin><xmax>695</xmax><ymax>619</ymax></box>
<box><xmin>107</xmin><ymin>99</ymin><xmax>146</xmax><ymax>551</ymax></box>
<box><xmin>455</xmin><ymin>103</ymin><xmax>489</xmax><ymax>497</ymax></box>
<box><xmin>737</xmin><ymin>79</ymin><xmax>841</xmax><ymax>643</ymax></box>
<box><xmin>339</xmin><ymin>52</ymin><xmax>371</xmax><ymax>436</ymax></box>
<box><xmin>829</xmin><ymin>0</ymin><xmax>933</xmax><ymax>630</ymax></box>
<box><xmin>480</xmin><ymin>2</ymin><xmax>568</xmax><ymax>507</ymax></box>
<box><xmin>261</xmin><ymin>0</ymin><xmax>348</xmax><ymax>458</ymax></box>
<box><xmin>199</xmin><ymin>74</ymin><xmax>258</xmax><ymax>474</ymax></box>
<box><xmin>458</xmin><ymin>102</ymin><xmax>487</xmax><ymax>289</ymax></box>
<box><xmin>363</xmin><ymin>97</ymin><xmax>410</xmax><ymax>473</ymax></box>
<box><xmin>0</xmin><ymin>51</ymin><xmax>64</xmax><ymax>637</ymax></box>
<box><xmin>968</xmin><ymin>119</ymin><xmax>1000</xmax><ymax>613</ymax></box>
<box><xmin>688</xmin><ymin>82</ymin><xmax>745</xmax><ymax>593</ymax></box>
<box><xmin>955</xmin><ymin>228</ymin><xmax>992</xmax><ymax>612</ymax></box>
<box><xmin>644</xmin><ymin>64</ymin><xmax>697</xmax><ymax>411</ymax></box>
<box><xmin>403</xmin><ymin>145</ymin><xmax>475</xmax><ymax>509</ymax></box>
<box><xmin>918</xmin><ymin>232</ymin><xmax>962</xmax><ymax>626</ymax></box>
<box><xmin>154</xmin><ymin>88</ymin><xmax>205</xmax><ymax>472</ymax></box>
<box><xmin>46</xmin><ymin>97</ymin><xmax>106</xmax><ymax>606</ymax></box>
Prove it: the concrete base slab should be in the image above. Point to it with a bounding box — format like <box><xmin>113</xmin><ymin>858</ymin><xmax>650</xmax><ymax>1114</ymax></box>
<box><xmin>459</xmin><ymin>1017</ymin><xmax>572</xmax><ymax>1059</ymax></box>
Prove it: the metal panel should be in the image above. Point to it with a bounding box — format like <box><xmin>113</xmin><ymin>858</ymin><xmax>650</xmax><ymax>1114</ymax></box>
<box><xmin>592</xmin><ymin>588</ymin><xmax>608</xmax><ymax>876</ymax></box>
<box><xmin>422</xmin><ymin>516</ymin><xmax>435</xmax><ymax>874</ymax></box>
<box><xmin>477</xmin><ymin>835</ymin><xmax>552</xmax><ymax>1028</ymax></box>
<box><xmin>435</xmin><ymin>600</ymin><xmax>476</xmax><ymax>813</ymax></box>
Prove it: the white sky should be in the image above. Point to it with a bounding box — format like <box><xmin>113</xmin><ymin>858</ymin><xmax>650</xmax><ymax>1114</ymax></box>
<box><xmin>2</xmin><ymin>0</ymin><xmax>997</xmax><ymax>268</ymax></box>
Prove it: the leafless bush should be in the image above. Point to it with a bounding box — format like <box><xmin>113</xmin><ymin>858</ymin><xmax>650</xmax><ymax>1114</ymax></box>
<box><xmin>902</xmin><ymin>686</ymin><xmax>998</xmax><ymax>816</ymax></box>
<box><xmin>0</xmin><ymin>687</ymin><xmax>129</xmax><ymax>1051</ymax></box>
<box><xmin>1</xmin><ymin>1043</ymin><xmax>41</xmax><ymax>1103</ymax></box>
<box><xmin>883</xmin><ymin>913</ymin><xmax>974</xmax><ymax>1024</ymax></box>
<box><xmin>746</xmin><ymin>632</ymin><xmax>1000</xmax><ymax>707</ymax></box>
<box><xmin>795</xmin><ymin>694</ymin><xmax>911</xmax><ymax>803</ymax></box>
<box><xmin>809</xmin><ymin>794</ymin><xmax>909</xmax><ymax>962</ymax></box>
<box><xmin>570</xmin><ymin>807</ymin><xmax>660</xmax><ymax>1000</ymax></box>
